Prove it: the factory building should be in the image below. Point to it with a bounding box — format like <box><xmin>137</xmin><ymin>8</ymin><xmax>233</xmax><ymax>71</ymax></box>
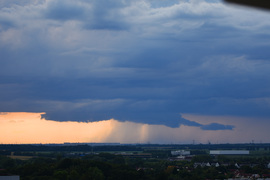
<box><xmin>171</xmin><ymin>150</ymin><xmax>190</xmax><ymax>156</ymax></box>
<box><xmin>210</xmin><ymin>150</ymin><xmax>249</xmax><ymax>155</ymax></box>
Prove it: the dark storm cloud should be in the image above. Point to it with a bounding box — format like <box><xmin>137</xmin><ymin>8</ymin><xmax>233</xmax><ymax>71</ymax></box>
<box><xmin>0</xmin><ymin>18</ymin><xmax>16</xmax><ymax>30</ymax></box>
<box><xmin>201</xmin><ymin>123</ymin><xmax>234</xmax><ymax>130</ymax></box>
<box><xmin>43</xmin><ymin>0</ymin><xmax>129</xmax><ymax>30</ymax></box>
<box><xmin>44</xmin><ymin>1</ymin><xmax>86</xmax><ymax>21</ymax></box>
<box><xmin>1</xmin><ymin>0</ymin><xmax>270</xmax><ymax>130</ymax></box>
<box><xmin>84</xmin><ymin>0</ymin><xmax>129</xmax><ymax>30</ymax></box>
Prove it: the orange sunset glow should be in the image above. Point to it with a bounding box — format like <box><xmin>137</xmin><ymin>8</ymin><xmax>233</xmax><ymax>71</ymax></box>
<box><xmin>0</xmin><ymin>112</ymin><xmax>114</xmax><ymax>144</ymax></box>
<box><xmin>1</xmin><ymin>112</ymin><xmax>270</xmax><ymax>144</ymax></box>
<box><xmin>0</xmin><ymin>112</ymin><xmax>157</xmax><ymax>144</ymax></box>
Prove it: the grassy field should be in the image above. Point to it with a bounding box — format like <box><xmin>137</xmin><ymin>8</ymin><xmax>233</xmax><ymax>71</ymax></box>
<box><xmin>7</xmin><ymin>155</ymin><xmax>35</xmax><ymax>160</ymax></box>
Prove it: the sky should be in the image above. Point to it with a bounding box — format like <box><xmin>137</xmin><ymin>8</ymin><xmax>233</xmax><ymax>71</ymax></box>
<box><xmin>1</xmin><ymin>112</ymin><xmax>270</xmax><ymax>144</ymax></box>
<box><xmin>0</xmin><ymin>0</ymin><xmax>270</xmax><ymax>144</ymax></box>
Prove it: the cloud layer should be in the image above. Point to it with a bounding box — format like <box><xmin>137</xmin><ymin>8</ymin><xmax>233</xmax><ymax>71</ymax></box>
<box><xmin>0</xmin><ymin>0</ymin><xmax>270</xmax><ymax>129</ymax></box>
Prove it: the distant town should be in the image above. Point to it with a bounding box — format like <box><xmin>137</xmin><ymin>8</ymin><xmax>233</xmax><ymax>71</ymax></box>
<box><xmin>1</xmin><ymin>143</ymin><xmax>270</xmax><ymax>179</ymax></box>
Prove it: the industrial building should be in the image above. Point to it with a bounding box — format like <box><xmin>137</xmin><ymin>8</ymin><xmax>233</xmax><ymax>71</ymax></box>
<box><xmin>171</xmin><ymin>150</ymin><xmax>190</xmax><ymax>156</ymax></box>
<box><xmin>210</xmin><ymin>150</ymin><xmax>249</xmax><ymax>155</ymax></box>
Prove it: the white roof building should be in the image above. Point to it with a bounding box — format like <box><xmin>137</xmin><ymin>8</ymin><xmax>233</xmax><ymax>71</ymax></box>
<box><xmin>171</xmin><ymin>150</ymin><xmax>190</xmax><ymax>156</ymax></box>
<box><xmin>210</xmin><ymin>150</ymin><xmax>249</xmax><ymax>155</ymax></box>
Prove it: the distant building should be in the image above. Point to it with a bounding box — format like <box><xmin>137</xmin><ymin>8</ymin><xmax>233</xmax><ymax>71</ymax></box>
<box><xmin>0</xmin><ymin>176</ymin><xmax>20</xmax><ymax>180</ymax></box>
<box><xmin>210</xmin><ymin>150</ymin><xmax>249</xmax><ymax>155</ymax></box>
<box><xmin>171</xmin><ymin>150</ymin><xmax>190</xmax><ymax>156</ymax></box>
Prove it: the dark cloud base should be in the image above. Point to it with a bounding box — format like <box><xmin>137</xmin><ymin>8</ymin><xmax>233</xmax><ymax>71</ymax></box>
<box><xmin>41</xmin><ymin>111</ymin><xmax>234</xmax><ymax>131</ymax></box>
